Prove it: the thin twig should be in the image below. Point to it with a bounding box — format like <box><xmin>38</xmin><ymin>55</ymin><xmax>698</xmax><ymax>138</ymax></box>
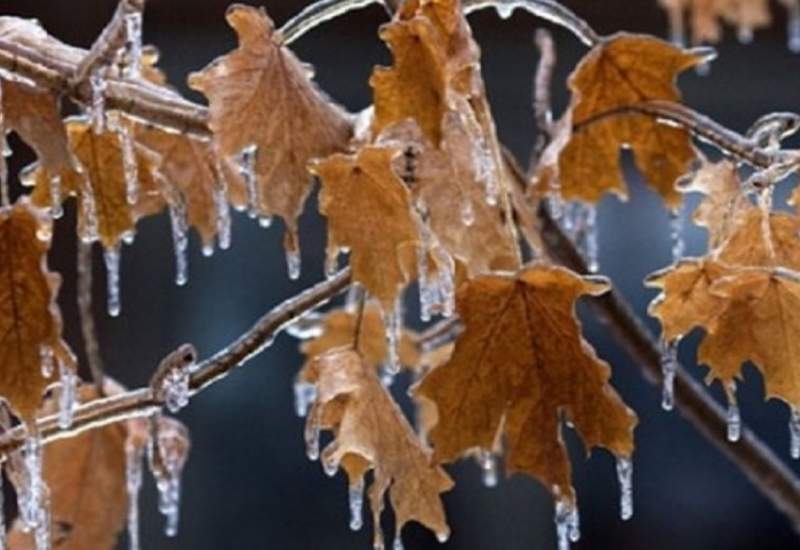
<box><xmin>529</xmin><ymin>28</ymin><xmax>556</xmax><ymax>174</ymax></box>
<box><xmin>504</xmin><ymin>150</ymin><xmax>800</xmax><ymax>533</ymax></box>
<box><xmin>76</xmin><ymin>241</ymin><xmax>106</xmax><ymax>396</ymax></box>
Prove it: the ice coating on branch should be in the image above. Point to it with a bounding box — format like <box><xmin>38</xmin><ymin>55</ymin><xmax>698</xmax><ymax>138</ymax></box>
<box><xmin>237</xmin><ymin>144</ymin><xmax>258</xmax><ymax>218</ymax></box>
<box><xmin>57</xmin><ymin>362</ymin><xmax>76</xmax><ymax>429</ymax></box>
<box><xmin>616</xmin><ymin>457</ymin><xmax>633</xmax><ymax>520</ymax></box>
<box><xmin>162</xmin><ymin>367</ymin><xmax>190</xmax><ymax>414</ymax></box>
<box><xmin>660</xmin><ymin>338</ymin><xmax>679</xmax><ymax>411</ymax></box>
<box><xmin>478</xmin><ymin>449</ymin><xmax>498</xmax><ymax>488</ymax></box>
<box><xmin>278</xmin><ymin>0</ymin><xmax>382</xmax><ymax>46</ymax></box>
<box><xmin>104</xmin><ymin>245</ymin><xmax>122</xmax><ymax>317</ymax></box>
<box><xmin>293</xmin><ymin>381</ymin><xmax>317</xmax><ymax>417</ymax></box>
<box><xmin>149</xmin><ymin>421</ymin><xmax>190</xmax><ymax>537</ymax></box>
<box><xmin>348</xmin><ymin>478</ymin><xmax>364</xmax><ymax>531</ymax></box>
<box><xmin>167</xmin><ymin>190</ymin><xmax>189</xmax><ymax>287</ymax></box>
<box><xmin>34</xmin><ymin>499</ymin><xmax>50</xmax><ymax>550</ymax></box>
<box><xmin>554</xmin><ymin>498</ymin><xmax>580</xmax><ymax>550</ymax></box>
<box><xmin>39</xmin><ymin>345</ymin><xmax>55</xmax><ymax>379</ymax></box>
<box><xmin>90</xmin><ymin>70</ymin><xmax>107</xmax><ymax>135</ymax></box>
<box><xmin>49</xmin><ymin>174</ymin><xmax>63</xmax><ymax>219</ymax></box>
<box><xmin>120</xmin><ymin>125</ymin><xmax>140</xmax><ymax>205</ymax></box>
<box><xmin>286</xmin><ymin>248</ymin><xmax>302</xmax><ymax>281</ymax></box>
<box><xmin>791</xmin><ymin>408</ymin><xmax>800</xmax><ymax>460</ymax></box>
<box><xmin>669</xmin><ymin>210</ymin><xmax>684</xmax><ymax>262</ymax></box>
<box><xmin>126</xmin><ymin>444</ymin><xmax>144</xmax><ymax>550</ymax></box>
<box><xmin>124</xmin><ymin>12</ymin><xmax>143</xmax><ymax>78</ymax></box>
<box><xmin>286</xmin><ymin>311</ymin><xmax>324</xmax><ymax>340</ymax></box>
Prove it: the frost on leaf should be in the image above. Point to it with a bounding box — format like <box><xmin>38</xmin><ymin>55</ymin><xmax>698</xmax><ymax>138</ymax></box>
<box><xmin>25</xmin><ymin>118</ymin><xmax>164</xmax><ymax>249</ymax></box>
<box><xmin>300</xmin><ymin>303</ymin><xmax>420</xmax><ymax>372</ymax></box>
<box><xmin>370</xmin><ymin>0</ymin><xmax>518</xmax><ymax>269</ymax></box>
<box><xmin>415</xmin><ymin>265</ymin><xmax>637</xmax><ymax>502</ymax></box>
<box><xmin>305</xmin><ymin>349</ymin><xmax>453</xmax><ymax>546</ymax></box>
<box><xmin>136</xmin><ymin>126</ymin><xmax>245</xmax><ymax>249</ymax></box>
<box><xmin>312</xmin><ymin>146</ymin><xmax>420</xmax><ymax>311</ymax></box>
<box><xmin>536</xmin><ymin>34</ymin><xmax>704</xmax><ymax>208</ymax></box>
<box><xmin>659</xmin><ymin>0</ymin><xmax>770</xmax><ymax>44</ymax></box>
<box><xmin>187</xmin><ymin>3</ymin><xmax>352</xmax><ymax>253</ymax></box>
<box><xmin>7</xmin><ymin>385</ymin><xmax>125</xmax><ymax>549</ymax></box>
<box><xmin>1</xmin><ymin>80</ymin><xmax>73</xmax><ymax>174</ymax></box>
<box><xmin>0</xmin><ymin>199</ymin><xmax>75</xmax><ymax>422</ymax></box>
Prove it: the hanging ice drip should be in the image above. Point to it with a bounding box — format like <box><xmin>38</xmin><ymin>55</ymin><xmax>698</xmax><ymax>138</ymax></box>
<box><xmin>126</xmin><ymin>443</ymin><xmax>144</xmax><ymax>550</ymax></box>
<box><xmin>236</xmin><ymin>144</ymin><xmax>259</xmax><ymax>218</ymax></box>
<box><xmin>553</xmin><ymin>496</ymin><xmax>580</xmax><ymax>550</ymax></box>
<box><xmin>104</xmin><ymin>244</ymin><xmax>122</xmax><ymax>317</ymax></box>
<box><xmin>659</xmin><ymin>337</ymin><xmax>680</xmax><ymax>411</ymax></box>
<box><xmin>477</xmin><ymin>449</ymin><xmax>498</xmax><ymax>488</ymax></box>
<box><xmin>213</xmin><ymin>160</ymin><xmax>232</xmax><ymax>251</ymax></box>
<box><xmin>57</xmin><ymin>362</ymin><xmax>77</xmax><ymax>429</ymax></box>
<box><xmin>380</xmin><ymin>302</ymin><xmax>403</xmax><ymax>386</ymax></box>
<box><xmin>148</xmin><ymin>418</ymin><xmax>190</xmax><ymax>537</ymax></box>
<box><xmin>16</xmin><ymin>429</ymin><xmax>51</xmax><ymax>548</ymax></box>
<box><xmin>616</xmin><ymin>457</ymin><xmax>633</xmax><ymax>520</ymax></box>
<box><xmin>347</xmin><ymin>478</ymin><xmax>365</xmax><ymax>532</ymax></box>
<box><xmin>123</xmin><ymin>11</ymin><xmax>143</xmax><ymax>78</ymax></box>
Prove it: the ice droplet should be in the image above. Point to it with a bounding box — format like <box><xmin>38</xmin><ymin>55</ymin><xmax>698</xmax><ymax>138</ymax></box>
<box><xmin>90</xmin><ymin>70</ymin><xmax>107</xmax><ymax>134</ymax></box>
<box><xmin>495</xmin><ymin>2</ymin><xmax>514</xmax><ymax>18</ymax></box>
<box><xmin>660</xmin><ymin>338</ymin><xmax>679</xmax><ymax>411</ymax></box>
<box><xmin>616</xmin><ymin>457</ymin><xmax>633</xmax><ymax>521</ymax></box>
<box><xmin>669</xmin><ymin>210</ymin><xmax>684</xmax><ymax>262</ymax></box>
<box><xmin>293</xmin><ymin>381</ymin><xmax>317</xmax><ymax>417</ymax></box>
<box><xmin>393</xmin><ymin>535</ymin><xmax>404</xmax><ymax>550</ymax></box>
<box><xmin>149</xmin><ymin>422</ymin><xmax>189</xmax><ymax>537</ymax></box>
<box><xmin>57</xmin><ymin>362</ymin><xmax>77</xmax><ymax>429</ymax></box>
<box><xmin>727</xmin><ymin>403</ymin><xmax>741</xmax><ymax>443</ymax></box>
<box><xmin>286</xmin><ymin>311</ymin><xmax>324</xmax><ymax>340</ymax></box>
<box><xmin>40</xmin><ymin>346</ymin><xmax>55</xmax><ymax>379</ymax></box>
<box><xmin>348</xmin><ymin>478</ymin><xmax>364</xmax><ymax>531</ymax></box>
<box><xmin>34</xmin><ymin>496</ymin><xmax>51</xmax><ymax>550</ymax></box>
<box><xmin>126</xmin><ymin>444</ymin><xmax>144</xmax><ymax>550</ymax></box>
<box><xmin>478</xmin><ymin>449</ymin><xmax>498</xmax><ymax>488</ymax></box>
<box><xmin>554</xmin><ymin>499</ymin><xmax>580</xmax><ymax>550</ymax></box>
<box><xmin>237</xmin><ymin>144</ymin><xmax>259</xmax><ymax>217</ymax></box>
<box><xmin>790</xmin><ymin>408</ymin><xmax>800</xmax><ymax>459</ymax></box>
<box><xmin>49</xmin><ymin>174</ymin><xmax>63</xmax><ymax>219</ymax></box>
<box><xmin>104</xmin><ymin>245</ymin><xmax>122</xmax><ymax>317</ymax></box>
<box><xmin>737</xmin><ymin>26</ymin><xmax>754</xmax><ymax>44</ymax></box>
<box><xmin>124</xmin><ymin>12</ymin><xmax>143</xmax><ymax>78</ymax></box>
<box><xmin>162</xmin><ymin>367</ymin><xmax>190</xmax><ymax>414</ymax></box>
<box><xmin>286</xmin><ymin>249</ymin><xmax>302</xmax><ymax>280</ymax></box>
<box><xmin>120</xmin><ymin>125</ymin><xmax>139</xmax><ymax>205</ymax></box>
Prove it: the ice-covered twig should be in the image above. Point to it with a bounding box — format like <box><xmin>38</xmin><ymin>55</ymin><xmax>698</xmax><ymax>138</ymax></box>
<box><xmin>278</xmin><ymin>0</ymin><xmax>385</xmax><ymax>46</ymax></box>
<box><xmin>529</xmin><ymin>28</ymin><xmax>556</xmax><ymax>174</ymax></box>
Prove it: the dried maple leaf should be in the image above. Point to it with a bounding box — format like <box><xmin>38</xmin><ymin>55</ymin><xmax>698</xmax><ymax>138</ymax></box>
<box><xmin>8</xmin><ymin>385</ymin><xmax>126</xmax><ymax>550</ymax></box>
<box><xmin>415</xmin><ymin>265</ymin><xmax>636</xmax><ymax>501</ymax></box>
<box><xmin>306</xmin><ymin>348</ymin><xmax>453</xmax><ymax>546</ymax></box>
<box><xmin>1</xmin><ymin>80</ymin><xmax>73</xmax><ymax>174</ymax></box>
<box><xmin>188</xmin><ymin>4</ymin><xmax>352</xmax><ymax>253</ymax></box>
<box><xmin>0</xmin><ymin>199</ymin><xmax>75</xmax><ymax>422</ymax></box>
<box><xmin>716</xmin><ymin>208</ymin><xmax>800</xmax><ymax>270</ymax></box>
<box><xmin>537</xmin><ymin>34</ymin><xmax>704</xmax><ymax>208</ymax></box>
<box><xmin>25</xmin><ymin>117</ymin><xmax>164</xmax><ymax>249</ymax></box>
<box><xmin>136</xmin><ymin>126</ymin><xmax>244</xmax><ymax>249</ymax></box>
<box><xmin>312</xmin><ymin>146</ymin><xmax>420</xmax><ymax>311</ymax></box>
<box><xmin>300</xmin><ymin>303</ymin><xmax>419</xmax><ymax>372</ymax></box>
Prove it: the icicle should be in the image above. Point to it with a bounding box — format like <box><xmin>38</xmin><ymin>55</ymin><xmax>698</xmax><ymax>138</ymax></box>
<box><xmin>616</xmin><ymin>457</ymin><xmax>633</xmax><ymax>521</ymax></box>
<box><xmin>213</xmin><ymin>161</ymin><xmax>232</xmax><ymax>251</ymax></box>
<box><xmin>237</xmin><ymin>144</ymin><xmax>258</xmax><ymax>217</ymax></box>
<box><xmin>57</xmin><ymin>362</ymin><xmax>76</xmax><ymax>429</ymax></box>
<box><xmin>33</xmin><ymin>495</ymin><xmax>50</xmax><ymax>550</ymax></box>
<box><xmin>161</xmin><ymin>366</ymin><xmax>190</xmax><ymax>414</ymax></box>
<box><xmin>149</xmin><ymin>422</ymin><xmax>189</xmax><ymax>538</ymax></box>
<box><xmin>18</xmin><ymin>432</ymin><xmax>46</xmax><ymax>533</ymax></box>
<box><xmin>39</xmin><ymin>346</ymin><xmax>55</xmax><ymax>379</ymax></box>
<box><xmin>305</xmin><ymin>406</ymin><xmax>321</xmax><ymax>461</ymax></box>
<box><xmin>790</xmin><ymin>408</ymin><xmax>800</xmax><ymax>459</ymax></box>
<box><xmin>669</xmin><ymin>210</ymin><xmax>684</xmax><ymax>262</ymax></box>
<box><xmin>322</xmin><ymin>448</ymin><xmax>339</xmax><ymax>477</ymax></box>
<box><xmin>726</xmin><ymin>383</ymin><xmax>741</xmax><ymax>443</ymax></box>
<box><xmin>201</xmin><ymin>245</ymin><xmax>214</xmax><ymax>257</ymax></box>
<box><xmin>286</xmin><ymin>248</ymin><xmax>302</xmax><ymax>280</ymax></box>
<box><xmin>660</xmin><ymin>338</ymin><xmax>679</xmax><ymax>411</ymax></box>
<box><xmin>383</xmin><ymin>306</ymin><xmax>401</xmax><ymax>377</ymax></box>
<box><xmin>478</xmin><ymin>449</ymin><xmax>498</xmax><ymax>488</ymax></box>
<box><xmin>392</xmin><ymin>535</ymin><xmax>404</xmax><ymax>550</ymax></box>
<box><xmin>120</xmin><ymin>125</ymin><xmax>139</xmax><ymax>205</ymax></box>
<box><xmin>737</xmin><ymin>26</ymin><xmax>754</xmax><ymax>44</ymax></box>
<box><xmin>126</xmin><ymin>445</ymin><xmax>144</xmax><ymax>550</ymax></box>
<box><xmin>104</xmin><ymin>245</ymin><xmax>122</xmax><ymax>317</ymax></box>
<box><xmin>495</xmin><ymin>2</ymin><xmax>514</xmax><ymax>18</ymax></box>
<box><xmin>90</xmin><ymin>70</ymin><xmax>107</xmax><ymax>134</ymax></box>
<box><xmin>124</xmin><ymin>12</ymin><xmax>143</xmax><ymax>78</ymax></box>
<box><xmin>293</xmin><ymin>381</ymin><xmax>317</xmax><ymax>417</ymax></box>
<box><xmin>78</xmin><ymin>175</ymin><xmax>100</xmax><ymax>244</ymax></box>
<box><xmin>167</xmin><ymin>191</ymin><xmax>189</xmax><ymax>287</ymax></box>
<box><xmin>348</xmin><ymin>478</ymin><xmax>364</xmax><ymax>531</ymax></box>
<box><xmin>554</xmin><ymin>499</ymin><xmax>579</xmax><ymax>550</ymax></box>
<box><xmin>49</xmin><ymin>174</ymin><xmax>63</xmax><ymax>219</ymax></box>
<box><xmin>789</xmin><ymin>5</ymin><xmax>800</xmax><ymax>52</ymax></box>
<box><xmin>583</xmin><ymin>204</ymin><xmax>599</xmax><ymax>273</ymax></box>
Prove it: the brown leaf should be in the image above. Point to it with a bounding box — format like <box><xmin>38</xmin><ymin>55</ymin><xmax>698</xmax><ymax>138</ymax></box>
<box><xmin>1</xmin><ymin>80</ymin><xmax>72</xmax><ymax>173</ymax></box>
<box><xmin>25</xmin><ymin>118</ymin><xmax>164</xmax><ymax>249</ymax></box>
<box><xmin>8</xmin><ymin>386</ymin><xmax>126</xmax><ymax>550</ymax></box>
<box><xmin>539</xmin><ymin>34</ymin><xmax>703</xmax><ymax>208</ymax></box>
<box><xmin>0</xmin><ymin>199</ymin><xmax>75</xmax><ymax>422</ymax></box>
<box><xmin>717</xmin><ymin>208</ymin><xmax>800</xmax><ymax>270</ymax></box>
<box><xmin>312</xmin><ymin>146</ymin><xmax>420</xmax><ymax>311</ymax></box>
<box><xmin>188</xmin><ymin>4</ymin><xmax>352</xmax><ymax>252</ymax></box>
<box><xmin>300</xmin><ymin>303</ymin><xmax>419</xmax><ymax>372</ymax></box>
<box><xmin>306</xmin><ymin>349</ymin><xmax>453</xmax><ymax>546</ymax></box>
<box><xmin>415</xmin><ymin>265</ymin><xmax>636</xmax><ymax>501</ymax></box>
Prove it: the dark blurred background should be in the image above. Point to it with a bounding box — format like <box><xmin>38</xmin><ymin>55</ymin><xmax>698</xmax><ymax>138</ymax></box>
<box><xmin>4</xmin><ymin>0</ymin><xmax>800</xmax><ymax>548</ymax></box>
